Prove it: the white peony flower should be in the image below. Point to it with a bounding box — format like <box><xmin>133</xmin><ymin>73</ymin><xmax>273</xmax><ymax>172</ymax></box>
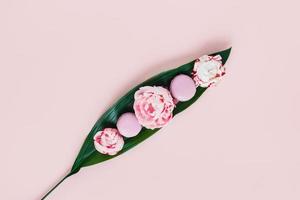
<box><xmin>192</xmin><ymin>55</ymin><xmax>225</xmax><ymax>87</ymax></box>
<box><xmin>93</xmin><ymin>128</ymin><xmax>124</xmax><ymax>155</ymax></box>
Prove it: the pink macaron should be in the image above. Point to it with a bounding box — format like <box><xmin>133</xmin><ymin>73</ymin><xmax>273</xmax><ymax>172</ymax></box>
<box><xmin>116</xmin><ymin>112</ymin><xmax>142</xmax><ymax>137</ymax></box>
<box><xmin>170</xmin><ymin>74</ymin><xmax>196</xmax><ymax>102</ymax></box>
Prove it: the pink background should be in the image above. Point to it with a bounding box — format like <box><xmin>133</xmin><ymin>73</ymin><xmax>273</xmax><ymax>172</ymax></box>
<box><xmin>0</xmin><ymin>0</ymin><xmax>299</xmax><ymax>199</ymax></box>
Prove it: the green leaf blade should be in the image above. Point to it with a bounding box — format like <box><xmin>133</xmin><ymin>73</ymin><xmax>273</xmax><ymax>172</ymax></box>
<box><xmin>71</xmin><ymin>47</ymin><xmax>232</xmax><ymax>173</ymax></box>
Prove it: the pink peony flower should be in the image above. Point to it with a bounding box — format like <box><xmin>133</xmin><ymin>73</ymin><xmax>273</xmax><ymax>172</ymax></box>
<box><xmin>192</xmin><ymin>55</ymin><xmax>225</xmax><ymax>87</ymax></box>
<box><xmin>93</xmin><ymin>128</ymin><xmax>124</xmax><ymax>155</ymax></box>
<box><xmin>133</xmin><ymin>86</ymin><xmax>175</xmax><ymax>129</ymax></box>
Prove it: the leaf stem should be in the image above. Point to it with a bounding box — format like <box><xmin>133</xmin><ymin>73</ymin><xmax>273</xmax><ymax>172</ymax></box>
<box><xmin>41</xmin><ymin>172</ymin><xmax>73</xmax><ymax>200</ymax></box>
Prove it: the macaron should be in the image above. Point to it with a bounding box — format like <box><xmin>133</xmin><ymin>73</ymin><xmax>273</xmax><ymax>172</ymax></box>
<box><xmin>116</xmin><ymin>112</ymin><xmax>142</xmax><ymax>138</ymax></box>
<box><xmin>170</xmin><ymin>74</ymin><xmax>196</xmax><ymax>102</ymax></box>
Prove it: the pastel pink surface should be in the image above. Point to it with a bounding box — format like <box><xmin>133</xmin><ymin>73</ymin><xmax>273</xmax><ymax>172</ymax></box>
<box><xmin>116</xmin><ymin>112</ymin><xmax>142</xmax><ymax>137</ymax></box>
<box><xmin>170</xmin><ymin>74</ymin><xmax>196</xmax><ymax>101</ymax></box>
<box><xmin>0</xmin><ymin>0</ymin><xmax>300</xmax><ymax>200</ymax></box>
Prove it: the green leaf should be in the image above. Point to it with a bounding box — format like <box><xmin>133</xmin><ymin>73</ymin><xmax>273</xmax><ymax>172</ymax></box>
<box><xmin>70</xmin><ymin>47</ymin><xmax>232</xmax><ymax>174</ymax></box>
